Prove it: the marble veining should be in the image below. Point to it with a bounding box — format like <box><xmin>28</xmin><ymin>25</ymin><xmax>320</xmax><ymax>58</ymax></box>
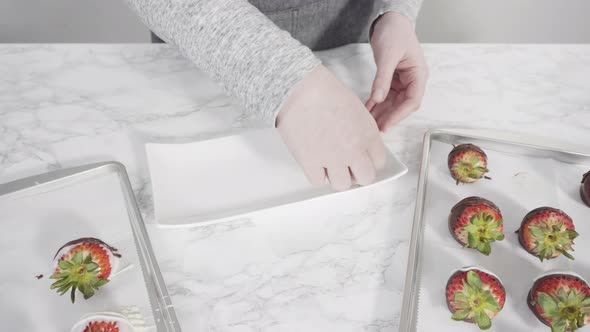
<box><xmin>1</xmin><ymin>43</ymin><xmax>589</xmax><ymax>331</ymax></box>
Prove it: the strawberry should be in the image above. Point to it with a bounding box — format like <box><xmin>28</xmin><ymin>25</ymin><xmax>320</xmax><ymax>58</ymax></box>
<box><xmin>528</xmin><ymin>273</ymin><xmax>590</xmax><ymax>332</ymax></box>
<box><xmin>449</xmin><ymin>196</ymin><xmax>504</xmax><ymax>255</ymax></box>
<box><xmin>50</xmin><ymin>237</ymin><xmax>121</xmax><ymax>303</ymax></box>
<box><xmin>448</xmin><ymin>144</ymin><xmax>490</xmax><ymax>185</ymax></box>
<box><xmin>70</xmin><ymin>313</ymin><xmax>135</xmax><ymax>332</ymax></box>
<box><xmin>581</xmin><ymin>171</ymin><xmax>590</xmax><ymax>207</ymax></box>
<box><xmin>446</xmin><ymin>268</ymin><xmax>506</xmax><ymax>330</ymax></box>
<box><xmin>517</xmin><ymin>207</ymin><xmax>578</xmax><ymax>262</ymax></box>
<box><xmin>82</xmin><ymin>321</ymin><xmax>119</xmax><ymax>332</ymax></box>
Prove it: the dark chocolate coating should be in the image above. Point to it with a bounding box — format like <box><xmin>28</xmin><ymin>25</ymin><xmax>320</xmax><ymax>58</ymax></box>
<box><xmin>448</xmin><ymin>196</ymin><xmax>501</xmax><ymax>246</ymax></box>
<box><xmin>516</xmin><ymin>207</ymin><xmax>572</xmax><ymax>259</ymax></box>
<box><xmin>53</xmin><ymin>237</ymin><xmax>121</xmax><ymax>260</ymax></box>
<box><xmin>581</xmin><ymin>171</ymin><xmax>590</xmax><ymax>207</ymax></box>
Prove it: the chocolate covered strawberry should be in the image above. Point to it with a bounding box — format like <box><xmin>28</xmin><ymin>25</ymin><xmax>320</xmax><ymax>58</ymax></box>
<box><xmin>528</xmin><ymin>273</ymin><xmax>590</xmax><ymax>332</ymax></box>
<box><xmin>581</xmin><ymin>171</ymin><xmax>590</xmax><ymax>208</ymax></box>
<box><xmin>517</xmin><ymin>207</ymin><xmax>578</xmax><ymax>262</ymax></box>
<box><xmin>83</xmin><ymin>321</ymin><xmax>119</xmax><ymax>332</ymax></box>
<box><xmin>71</xmin><ymin>312</ymin><xmax>135</xmax><ymax>332</ymax></box>
<box><xmin>448</xmin><ymin>144</ymin><xmax>490</xmax><ymax>185</ymax></box>
<box><xmin>50</xmin><ymin>237</ymin><xmax>121</xmax><ymax>303</ymax></box>
<box><xmin>446</xmin><ymin>268</ymin><xmax>506</xmax><ymax>330</ymax></box>
<box><xmin>449</xmin><ymin>197</ymin><xmax>504</xmax><ymax>255</ymax></box>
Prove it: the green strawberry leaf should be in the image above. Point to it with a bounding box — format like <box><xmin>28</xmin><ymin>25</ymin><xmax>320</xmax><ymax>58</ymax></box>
<box><xmin>538</xmin><ymin>292</ymin><xmax>558</xmax><ymax>315</ymax></box>
<box><xmin>551</xmin><ymin>318</ymin><xmax>567</xmax><ymax>332</ymax></box>
<box><xmin>567</xmin><ymin>230</ymin><xmax>580</xmax><ymax>239</ymax></box>
<box><xmin>476</xmin><ymin>312</ymin><xmax>492</xmax><ymax>330</ymax></box>
<box><xmin>529</xmin><ymin>226</ymin><xmax>544</xmax><ymax>238</ymax></box>
<box><xmin>85</xmin><ymin>262</ymin><xmax>99</xmax><ymax>272</ymax></box>
<box><xmin>557</xmin><ymin>289</ymin><xmax>569</xmax><ymax>302</ymax></box>
<box><xmin>95</xmin><ymin>278</ymin><xmax>109</xmax><ymax>288</ymax></box>
<box><xmin>451</xmin><ymin>309</ymin><xmax>470</xmax><ymax>321</ymax></box>
<box><xmin>580</xmin><ymin>297</ymin><xmax>590</xmax><ymax>306</ymax></box>
<box><xmin>557</xmin><ymin>248</ymin><xmax>575</xmax><ymax>260</ymax></box>
<box><xmin>468</xmin><ymin>233</ymin><xmax>476</xmax><ymax>248</ymax></box>
<box><xmin>72</xmin><ymin>252</ymin><xmax>83</xmax><ymax>265</ymax></box>
<box><xmin>466</xmin><ymin>271</ymin><xmax>482</xmax><ymax>290</ymax></box>
<box><xmin>58</xmin><ymin>260</ymin><xmax>73</xmax><ymax>270</ymax></box>
<box><xmin>477</xmin><ymin>242</ymin><xmax>491</xmax><ymax>256</ymax></box>
<box><xmin>50</xmin><ymin>272</ymin><xmax>69</xmax><ymax>279</ymax></box>
<box><xmin>70</xmin><ymin>285</ymin><xmax>77</xmax><ymax>303</ymax></box>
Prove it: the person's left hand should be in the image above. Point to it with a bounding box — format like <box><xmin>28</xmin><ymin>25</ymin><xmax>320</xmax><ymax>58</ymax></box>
<box><xmin>366</xmin><ymin>11</ymin><xmax>428</xmax><ymax>132</ymax></box>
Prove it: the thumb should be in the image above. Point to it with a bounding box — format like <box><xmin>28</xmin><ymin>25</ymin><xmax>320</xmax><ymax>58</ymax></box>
<box><xmin>367</xmin><ymin>51</ymin><xmax>403</xmax><ymax>110</ymax></box>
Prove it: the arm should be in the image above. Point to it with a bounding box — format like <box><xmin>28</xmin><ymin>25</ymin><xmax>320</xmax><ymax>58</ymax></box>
<box><xmin>373</xmin><ymin>0</ymin><xmax>424</xmax><ymax>23</ymax></box>
<box><xmin>125</xmin><ymin>0</ymin><xmax>387</xmax><ymax>191</ymax></box>
<box><xmin>124</xmin><ymin>0</ymin><xmax>320</xmax><ymax>126</ymax></box>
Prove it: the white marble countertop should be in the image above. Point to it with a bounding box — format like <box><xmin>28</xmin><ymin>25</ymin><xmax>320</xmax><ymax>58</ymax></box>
<box><xmin>1</xmin><ymin>43</ymin><xmax>589</xmax><ymax>331</ymax></box>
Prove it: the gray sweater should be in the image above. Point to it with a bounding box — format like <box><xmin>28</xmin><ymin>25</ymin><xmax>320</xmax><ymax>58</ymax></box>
<box><xmin>125</xmin><ymin>0</ymin><xmax>422</xmax><ymax>126</ymax></box>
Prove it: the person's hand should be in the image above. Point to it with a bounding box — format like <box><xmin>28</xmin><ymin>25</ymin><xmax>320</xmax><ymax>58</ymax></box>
<box><xmin>277</xmin><ymin>65</ymin><xmax>387</xmax><ymax>191</ymax></box>
<box><xmin>366</xmin><ymin>11</ymin><xmax>428</xmax><ymax>132</ymax></box>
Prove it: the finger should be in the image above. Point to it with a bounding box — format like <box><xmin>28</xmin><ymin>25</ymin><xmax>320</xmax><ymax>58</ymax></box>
<box><xmin>369</xmin><ymin>91</ymin><xmax>393</xmax><ymax>121</ymax></box>
<box><xmin>367</xmin><ymin>51</ymin><xmax>404</xmax><ymax>107</ymax></box>
<box><xmin>365</xmin><ymin>98</ymin><xmax>378</xmax><ymax>113</ymax></box>
<box><xmin>326</xmin><ymin>165</ymin><xmax>352</xmax><ymax>191</ymax></box>
<box><xmin>349</xmin><ymin>154</ymin><xmax>376</xmax><ymax>186</ymax></box>
<box><xmin>302</xmin><ymin>165</ymin><xmax>326</xmax><ymax>187</ymax></box>
<box><xmin>378</xmin><ymin>95</ymin><xmax>421</xmax><ymax>131</ymax></box>
<box><xmin>378</xmin><ymin>69</ymin><xmax>426</xmax><ymax>131</ymax></box>
<box><xmin>367</xmin><ymin>137</ymin><xmax>387</xmax><ymax>170</ymax></box>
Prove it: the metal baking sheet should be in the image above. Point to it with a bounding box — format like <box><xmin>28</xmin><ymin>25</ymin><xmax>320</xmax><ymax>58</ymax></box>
<box><xmin>400</xmin><ymin>129</ymin><xmax>590</xmax><ymax>331</ymax></box>
<box><xmin>0</xmin><ymin>162</ymin><xmax>180</xmax><ymax>332</ymax></box>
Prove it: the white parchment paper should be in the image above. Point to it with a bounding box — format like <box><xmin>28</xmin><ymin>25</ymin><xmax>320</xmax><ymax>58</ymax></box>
<box><xmin>0</xmin><ymin>170</ymin><xmax>155</xmax><ymax>331</ymax></box>
<box><xmin>416</xmin><ymin>140</ymin><xmax>590</xmax><ymax>332</ymax></box>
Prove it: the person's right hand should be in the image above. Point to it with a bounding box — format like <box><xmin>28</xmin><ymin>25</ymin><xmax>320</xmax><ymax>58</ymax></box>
<box><xmin>276</xmin><ymin>65</ymin><xmax>387</xmax><ymax>191</ymax></box>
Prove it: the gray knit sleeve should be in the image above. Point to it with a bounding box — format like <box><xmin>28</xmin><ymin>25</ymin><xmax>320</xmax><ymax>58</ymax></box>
<box><xmin>374</xmin><ymin>0</ymin><xmax>424</xmax><ymax>22</ymax></box>
<box><xmin>124</xmin><ymin>0</ymin><xmax>321</xmax><ymax>126</ymax></box>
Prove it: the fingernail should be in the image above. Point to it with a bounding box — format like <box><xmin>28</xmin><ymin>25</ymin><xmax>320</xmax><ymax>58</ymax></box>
<box><xmin>373</xmin><ymin>89</ymin><xmax>385</xmax><ymax>102</ymax></box>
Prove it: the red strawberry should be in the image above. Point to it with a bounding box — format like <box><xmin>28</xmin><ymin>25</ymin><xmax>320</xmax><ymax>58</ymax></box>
<box><xmin>50</xmin><ymin>237</ymin><xmax>121</xmax><ymax>303</ymax></box>
<box><xmin>528</xmin><ymin>273</ymin><xmax>590</xmax><ymax>332</ymax></box>
<box><xmin>446</xmin><ymin>268</ymin><xmax>506</xmax><ymax>330</ymax></box>
<box><xmin>70</xmin><ymin>313</ymin><xmax>134</xmax><ymax>332</ymax></box>
<box><xmin>448</xmin><ymin>144</ymin><xmax>490</xmax><ymax>185</ymax></box>
<box><xmin>82</xmin><ymin>321</ymin><xmax>120</xmax><ymax>332</ymax></box>
<box><xmin>581</xmin><ymin>171</ymin><xmax>590</xmax><ymax>207</ymax></box>
<box><xmin>517</xmin><ymin>207</ymin><xmax>578</xmax><ymax>261</ymax></box>
<box><xmin>449</xmin><ymin>197</ymin><xmax>504</xmax><ymax>255</ymax></box>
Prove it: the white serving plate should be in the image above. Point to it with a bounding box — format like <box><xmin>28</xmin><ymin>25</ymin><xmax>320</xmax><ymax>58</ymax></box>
<box><xmin>146</xmin><ymin>129</ymin><xmax>407</xmax><ymax>226</ymax></box>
